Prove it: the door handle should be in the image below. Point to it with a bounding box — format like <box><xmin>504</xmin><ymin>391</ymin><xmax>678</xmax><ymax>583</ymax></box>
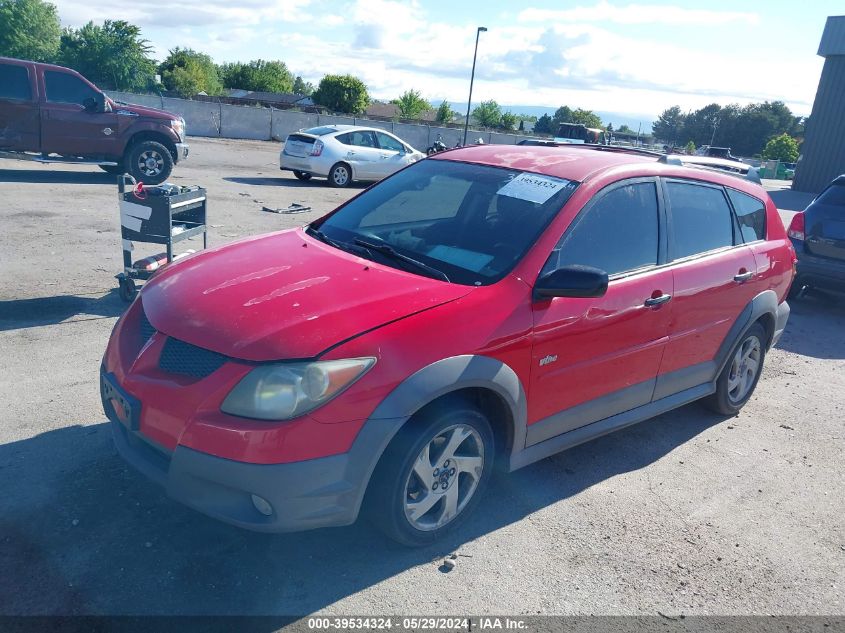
<box><xmin>644</xmin><ymin>293</ymin><xmax>672</xmax><ymax>307</ymax></box>
<box><xmin>733</xmin><ymin>271</ymin><xmax>754</xmax><ymax>283</ymax></box>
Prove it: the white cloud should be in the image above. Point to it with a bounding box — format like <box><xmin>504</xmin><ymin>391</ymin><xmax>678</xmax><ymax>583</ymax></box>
<box><xmin>518</xmin><ymin>1</ymin><xmax>759</xmax><ymax>26</ymax></box>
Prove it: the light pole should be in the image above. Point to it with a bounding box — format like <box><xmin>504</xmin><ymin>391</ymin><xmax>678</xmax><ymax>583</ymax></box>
<box><xmin>463</xmin><ymin>26</ymin><xmax>487</xmax><ymax>146</ymax></box>
<box><xmin>710</xmin><ymin>118</ymin><xmax>719</xmax><ymax>146</ymax></box>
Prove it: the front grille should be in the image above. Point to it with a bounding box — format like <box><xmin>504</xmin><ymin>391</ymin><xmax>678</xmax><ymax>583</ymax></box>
<box><xmin>159</xmin><ymin>337</ymin><xmax>228</xmax><ymax>379</ymax></box>
<box><xmin>139</xmin><ymin>309</ymin><xmax>156</xmax><ymax>344</ymax></box>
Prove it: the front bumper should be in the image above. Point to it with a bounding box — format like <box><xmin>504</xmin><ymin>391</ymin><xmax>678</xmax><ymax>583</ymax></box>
<box><xmin>174</xmin><ymin>142</ymin><xmax>189</xmax><ymax>163</ymax></box>
<box><xmin>102</xmin><ymin>368</ymin><xmax>401</xmax><ymax>532</ymax></box>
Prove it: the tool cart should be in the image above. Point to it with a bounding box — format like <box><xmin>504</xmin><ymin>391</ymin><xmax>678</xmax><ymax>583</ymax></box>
<box><xmin>116</xmin><ymin>175</ymin><xmax>208</xmax><ymax>301</ymax></box>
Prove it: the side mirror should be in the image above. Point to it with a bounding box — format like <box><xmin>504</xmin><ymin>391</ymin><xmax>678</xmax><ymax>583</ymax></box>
<box><xmin>83</xmin><ymin>93</ymin><xmax>107</xmax><ymax>113</ymax></box>
<box><xmin>534</xmin><ymin>265</ymin><xmax>608</xmax><ymax>300</ymax></box>
<box><xmin>82</xmin><ymin>97</ymin><xmax>97</xmax><ymax>112</ymax></box>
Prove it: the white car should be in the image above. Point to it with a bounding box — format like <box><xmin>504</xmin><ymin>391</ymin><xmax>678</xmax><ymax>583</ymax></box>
<box><xmin>279</xmin><ymin>125</ymin><xmax>426</xmax><ymax>187</ymax></box>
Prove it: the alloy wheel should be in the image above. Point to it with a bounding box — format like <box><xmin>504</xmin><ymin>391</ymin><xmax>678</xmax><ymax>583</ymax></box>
<box><xmin>727</xmin><ymin>335</ymin><xmax>762</xmax><ymax>403</ymax></box>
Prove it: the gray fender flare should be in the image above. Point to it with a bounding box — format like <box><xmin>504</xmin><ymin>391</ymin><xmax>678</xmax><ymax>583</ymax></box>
<box><xmin>345</xmin><ymin>354</ymin><xmax>527</xmax><ymax>515</ymax></box>
<box><xmin>714</xmin><ymin>289</ymin><xmax>781</xmax><ymax>375</ymax></box>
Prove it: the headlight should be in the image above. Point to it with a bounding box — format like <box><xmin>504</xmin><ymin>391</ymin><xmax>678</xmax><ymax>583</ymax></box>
<box><xmin>221</xmin><ymin>357</ymin><xmax>375</xmax><ymax>420</ymax></box>
<box><xmin>170</xmin><ymin>119</ymin><xmax>185</xmax><ymax>140</ymax></box>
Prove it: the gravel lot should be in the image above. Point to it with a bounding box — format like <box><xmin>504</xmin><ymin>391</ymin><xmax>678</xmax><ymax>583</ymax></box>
<box><xmin>1</xmin><ymin>137</ymin><xmax>843</xmax><ymax>617</ymax></box>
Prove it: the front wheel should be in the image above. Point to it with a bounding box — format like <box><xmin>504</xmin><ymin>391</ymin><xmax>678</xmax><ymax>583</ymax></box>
<box><xmin>705</xmin><ymin>323</ymin><xmax>766</xmax><ymax>415</ymax></box>
<box><xmin>328</xmin><ymin>162</ymin><xmax>352</xmax><ymax>188</ymax></box>
<box><xmin>125</xmin><ymin>140</ymin><xmax>174</xmax><ymax>185</ymax></box>
<box><xmin>366</xmin><ymin>403</ymin><xmax>494</xmax><ymax>546</ymax></box>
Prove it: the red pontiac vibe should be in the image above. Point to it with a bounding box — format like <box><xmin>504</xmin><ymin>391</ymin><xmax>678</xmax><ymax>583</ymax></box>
<box><xmin>101</xmin><ymin>145</ymin><xmax>794</xmax><ymax>545</ymax></box>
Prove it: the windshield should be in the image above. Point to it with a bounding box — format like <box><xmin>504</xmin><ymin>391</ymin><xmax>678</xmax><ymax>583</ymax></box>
<box><xmin>311</xmin><ymin>159</ymin><xmax>578</xmax><ymax>285</ymax></box>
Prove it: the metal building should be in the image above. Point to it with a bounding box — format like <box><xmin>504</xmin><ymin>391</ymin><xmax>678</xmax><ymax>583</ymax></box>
<box><xmin>793</xmin><ymin>15</ymin><xmax>845</xmax><ymax>193</ymax></box>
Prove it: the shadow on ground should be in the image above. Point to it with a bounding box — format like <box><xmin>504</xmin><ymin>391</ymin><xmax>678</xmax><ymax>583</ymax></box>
<box><xmin>0</xmin><ymin>169</ymin><xmax>117</xmax><ymax>185</ymax></box>
<box><xmin>0</xmin><ymin>291</ymin><xmax>125</xmax><ymax>332</ymax></box>
<box><xmin>0</xmin><ymin>403</ymin><xmax>726</xmax><ymax>616</ymax></box>
<box><xmin>776</xmin><ymin>289</ymin><xmax>845</xmax><ymax>359</ymax></box>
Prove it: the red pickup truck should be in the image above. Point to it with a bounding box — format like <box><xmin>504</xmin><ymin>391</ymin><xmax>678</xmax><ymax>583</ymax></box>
<box><xmin>0</xmin><ymin>57</ymin><xmax>188</xmax><ymax>184</ymax></box>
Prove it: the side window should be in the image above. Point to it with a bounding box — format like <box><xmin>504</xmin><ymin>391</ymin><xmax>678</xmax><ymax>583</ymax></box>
<box><xmin>542</xmin><ymin>181</ymin><xmax>659</xmax><ymax>277</ymax></box>
<box><xmin>335</xmin><ymin>133</ymin><xmax>351</xmax><ymax>145</ymax></box>
<box><xmin>376</xmin><ymin>132</ymin><xmax>405</xmax><ymax>152</ymax></box>
<box><xmin>342</xmin><ymin>130</ymin><xmax>377</xmax><ymax>148</ymax></box>
<box><xmin>667</xmin><ymin>181</ymin><xmax>735</xmax><ymax>259</ymax></box>
<box><xmin>0</xmin><ymin>64</ymin><xmax>32</xmax><ymax>101</ymax></box>
<box><xmin>727</xmin><ymin>189</ymin><xmax>767</xmax><ymax>242</ymax></box>
<box><xmin>44</xmin><ymin>71</ymin><xmax>98</xmax><ymax>106</ymax></box>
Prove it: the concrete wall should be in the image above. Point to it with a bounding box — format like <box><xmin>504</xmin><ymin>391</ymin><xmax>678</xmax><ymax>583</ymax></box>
<box><xmin>108</xmin><ymin>91</ymin><xmax>537</xmax><ymax>150</ymax></box>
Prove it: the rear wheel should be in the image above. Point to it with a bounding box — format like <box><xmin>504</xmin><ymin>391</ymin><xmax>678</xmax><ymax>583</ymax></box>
<box><xmin>366</xmin><ymin>403</ymin><xmax>494</xmax><ymax>546</ymax></box>
<box><xmin>328</xmin><ymin>162</ymin><xmax>352</xmax><ymax>188</ymax></box>
<box><xmin>293</xmin><ymin>170</ymin><xmax>312</xmax><ymax>181</ymax></box>
<box><xmin>126</xmin><ymin>140</ymin><xmax>173</xmax><ymax>185</ymax></box>
<box><xmin>705</xmin><ymin>323</ymin><xmax>766</xmax><ymax>415</ymax></box>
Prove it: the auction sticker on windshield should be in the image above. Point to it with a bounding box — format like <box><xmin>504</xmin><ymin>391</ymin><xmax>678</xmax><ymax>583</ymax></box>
<box><xmin>497</xmin><ymin>172</ymin><xmax>570</xmax><ymax>204</ymax></box>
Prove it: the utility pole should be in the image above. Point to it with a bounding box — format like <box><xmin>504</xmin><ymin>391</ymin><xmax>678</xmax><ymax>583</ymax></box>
<box><xmin>463</xmin><ymin>26</ymin><xmax>487</xmax><ymax>146</ymax></box>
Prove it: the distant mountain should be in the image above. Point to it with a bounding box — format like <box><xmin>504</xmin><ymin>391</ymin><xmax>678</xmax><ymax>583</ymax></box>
<box><xmin>501</xmin><ymin>105</ymin><xmax>655</xmax><ymax>132</ymax></box>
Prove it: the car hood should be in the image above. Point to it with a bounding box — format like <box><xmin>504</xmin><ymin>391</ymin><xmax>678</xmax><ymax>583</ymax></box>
<box><xmin>108</xmin><ymin>99</ymin><xmax>176</xmax><ymax>121</ymax></box>
<box><xmin>141</xmin><ymin>229</ymin><xmax>473</xmax><ymax>361</ymax></box>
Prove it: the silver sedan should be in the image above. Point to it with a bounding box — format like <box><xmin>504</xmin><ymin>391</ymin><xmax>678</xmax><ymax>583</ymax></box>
<box><xmin>279</xmin><ymin>125</ymin><xmax>425</xmax><ymax>187</ymax></box>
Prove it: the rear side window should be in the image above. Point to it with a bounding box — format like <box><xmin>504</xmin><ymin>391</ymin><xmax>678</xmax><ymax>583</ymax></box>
<box><xmin>44</xmin><ymin>71</ymin><xmax>98</xmax><ymax>105</ymax></box>
<box><xmin>336</xmin><ymin>131</ymin><xmax>377</xmax><ymax>147</ymax></box>
<box><xmin>0</xmin><ymin>64</ymin><xmax>32</xmax><ymax>101</ymax></box>
<box><xmin>727</xmin><ymin>189</ymin><xmax>767</xmax><ymax>242</ymax></box>
<box><xmin>543</xmin><ymin>181</ymin><xmax>659</xmax><ymax>277</ymax></box>
<box><xmin>667</xmin><ymin>181</ymin><xmax>735</xmax><ymax>259</ymax></box>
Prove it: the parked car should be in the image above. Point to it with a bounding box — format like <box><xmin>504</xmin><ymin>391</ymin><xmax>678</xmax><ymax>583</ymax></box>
<box><xmin>0</xmin><ymin>57</ymin><xmax>188</xmax><ymax>184</ymax></box>
<box><xmin>695</xmin><ymin>145</ymin><xmax>742</xmax><ymax>162</ymax></box>
<box><xmin>787</xmin><ymin>174</ymin><xmax>845</xmax><ymax>296</ymax></box>
<box><xmin>102</xmin><ymin>144</ymin><xmax>793</xmax><ymax>545</ymax></box>
<box><xmin>279</xmin><ymin>125</ymin><xmax>425</xmax><ymax>187</ymax></box>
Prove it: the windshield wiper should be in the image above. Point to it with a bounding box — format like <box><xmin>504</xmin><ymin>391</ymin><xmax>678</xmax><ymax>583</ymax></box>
<box><xmin>353</xmin><ymin>238</ymin><xmax>450</xmax><ymax>282</ymax></box>
<box><xmin>308</xmin><ymin>227</ymin><xmax>370</xmax><ymax>257</ymax></box>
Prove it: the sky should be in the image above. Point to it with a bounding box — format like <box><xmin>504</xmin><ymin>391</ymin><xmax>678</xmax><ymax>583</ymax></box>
<box><xmin>49</xmin><ymin>0</ymin><xmax>842</xmax><ymax>123</ymax></box>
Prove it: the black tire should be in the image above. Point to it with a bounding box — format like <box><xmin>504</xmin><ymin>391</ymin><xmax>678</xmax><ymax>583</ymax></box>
<box><xmin>328</xmin><ymin>162</ymin><xmax>352</xmax><ymax>188</ymax></box>
<box><xmin>293</xmin><ymin>170</ymin><xmax>312</xmax><ymax>181</ymax></box>
<box><xmin>99</xmin><ymin>164</ymin><xmax>125</xmax><ymax>175</ymax></box>
<box><xmin>117</xmin><ymin>277</ymin><xmax>137</xmax><ymax>302</ymax></box>
<box><xmin>125</xmin><ymin>140</ymin><xmax>174</xmax><ymax>185</ymax></box>
<box><xmin>704</xmin><ymin>323</ymin><xmax>767</xmax><ymax>415</ymax></box>
<box><xmin>365</xmin><ymin>402</ymin><xmax>494</xmax><ymax>547</ymax></box>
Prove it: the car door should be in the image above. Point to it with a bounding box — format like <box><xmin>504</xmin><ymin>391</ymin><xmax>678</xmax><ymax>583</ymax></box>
<box><xmin>653</xmin><ymin>178</ymin><xmax>758</xmax><ymax>399</ymax></box>
<box><xmin>527</xmin><ymin>179</ymin><xmax>673</xmax><ymax>445</ymax></box>
<box><xmin>0</xmin><ymin>61</ymin><xmax>39</xmax><ymax>151</ymax></box>
<box><xmin>38</xmin><ymin>68</ymin><xmax>120</xmax><ymax>157</ymax></box>
<box><xmin>335</xmin><ymin>130</ymin><xmax>381</xmax><ymax>179</ymax></box>
<box><xmin>374</xmin><ymin>131</ymin><xmax>414</xmax><ymax>178</ymax></box>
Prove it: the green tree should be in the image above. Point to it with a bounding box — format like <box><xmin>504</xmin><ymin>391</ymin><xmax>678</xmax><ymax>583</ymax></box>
<box><xmin>0</xmin><ymin>0</ymin><xmax>60</xmax><ymax>62</ymax></box>
<box><xmin>684</xmin><ymin>140</ymin><xmax>696</xmax><ymax>154</ymax></box>
<box><xmin>652</xmin><ymin>106</ymin><xmax>685</xmax><ymax>144</ymax></box>
<box><xmin>159</xmin><ymin>48</ymin><xmax>222</xmax><ymax>97</ymax></box>
<box><xmin>499</xmin><ymin>111</ymin><xmax>518</xmax><ymax>131</ymax></box>
<box><xmin>472</xmin><ymin>100</ymin><xmax>502</xmax><ymax>128</ymax></box>
<box><xmin>292</xmin><ymin>75</ymin><xmax>314</xmax><ymax>96</ymax></box>
<box><xmin>534</xmin><ymin>113</ymin><xmax>554</xmax><ymax>135</ymax></box>
<box><xmin>392</xmin><ymin>89</ymin><xmax>431</xmax><ymax>119</ymax></box>
<box><xmin>435</xmin><ymin>100</ymin><xmax>456</xmax><ymax>124</ymax></box>
<box><xmin>220</xmin><ymin>60</ymin><xmax>294</xmax><ymax>93</ymax></box>
<box><xmin>618</xmin><ymin>124</ymin><xmax>633</xmax><ymax>134</ymax></box>
<box><xmin>570</xmin><ymin>108</ymin><xmax>602</xmax><ymax>128</ymax></box>
<box><xmin>551</xmin><ymin>105</ymin><xmax>574</xmax><ymax>129</ymax></box>
<box><xmin>58</xmin><ymin>20</ymin><xmax>155</xmax><ymax>91</ymax></box>
<box><xmin>762</xmin><ymin>133</ymin><xmax>799</xmax><ymax>162</ymax></box>
<box><xmin>312</xmin><ymin>74</ymin><xmax>370</xmax><ymax>114</ymax></box>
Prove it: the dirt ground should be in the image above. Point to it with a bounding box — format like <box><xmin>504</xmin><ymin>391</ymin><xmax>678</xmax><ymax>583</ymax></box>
<box><xmin>1</xmin><ymin>137</ymin><xmax>843</xmax><ymax>617</ymax></box>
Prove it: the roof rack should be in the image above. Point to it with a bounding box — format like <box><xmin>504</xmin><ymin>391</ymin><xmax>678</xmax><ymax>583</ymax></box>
<box><xmin>658</xmin><ymin>155</ymin><xmax>761</xmax><ymax>184</ymax></box>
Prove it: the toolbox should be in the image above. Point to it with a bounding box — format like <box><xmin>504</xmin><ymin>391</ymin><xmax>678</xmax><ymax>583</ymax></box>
<box><xmin>115</xmin><ymin>175</ymin><xmax>208</xmax><ymax>301</ymax></box>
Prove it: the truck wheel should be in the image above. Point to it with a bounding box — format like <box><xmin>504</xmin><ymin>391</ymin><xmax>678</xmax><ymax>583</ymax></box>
<box><xmin>99</xmin><ymin>165</ymin><xmax>125</xmax><ymax>175</ymax></box>
<box><xmin>126</xmin><ymin>140</ymin><xmax>173</xmax><ymax>185</ymax></box>
<box><xmin>365</xmin><ymin>402</ymin><xmax>494</xmax><ymax>546</ymax></box>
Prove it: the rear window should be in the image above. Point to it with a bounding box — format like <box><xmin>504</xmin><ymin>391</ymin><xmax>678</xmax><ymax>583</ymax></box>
<box><xmin>816</xmin><ymin>185</ymin><xmax>845</xmax><ymax>207</ymax></box>
<box><xmin>727</xmin><ymin>189</ymin><xmax>767</xmax><ymax>242</ymax></box>
<box><xmin>303</xmin><ymin>126</ymin><xmax>339</xmax><ymax>136</ymax></box>
<box><xmin>0</xmin><ymin>64</ymin><xmax>32</xmax><ymax>101</ymax></box>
